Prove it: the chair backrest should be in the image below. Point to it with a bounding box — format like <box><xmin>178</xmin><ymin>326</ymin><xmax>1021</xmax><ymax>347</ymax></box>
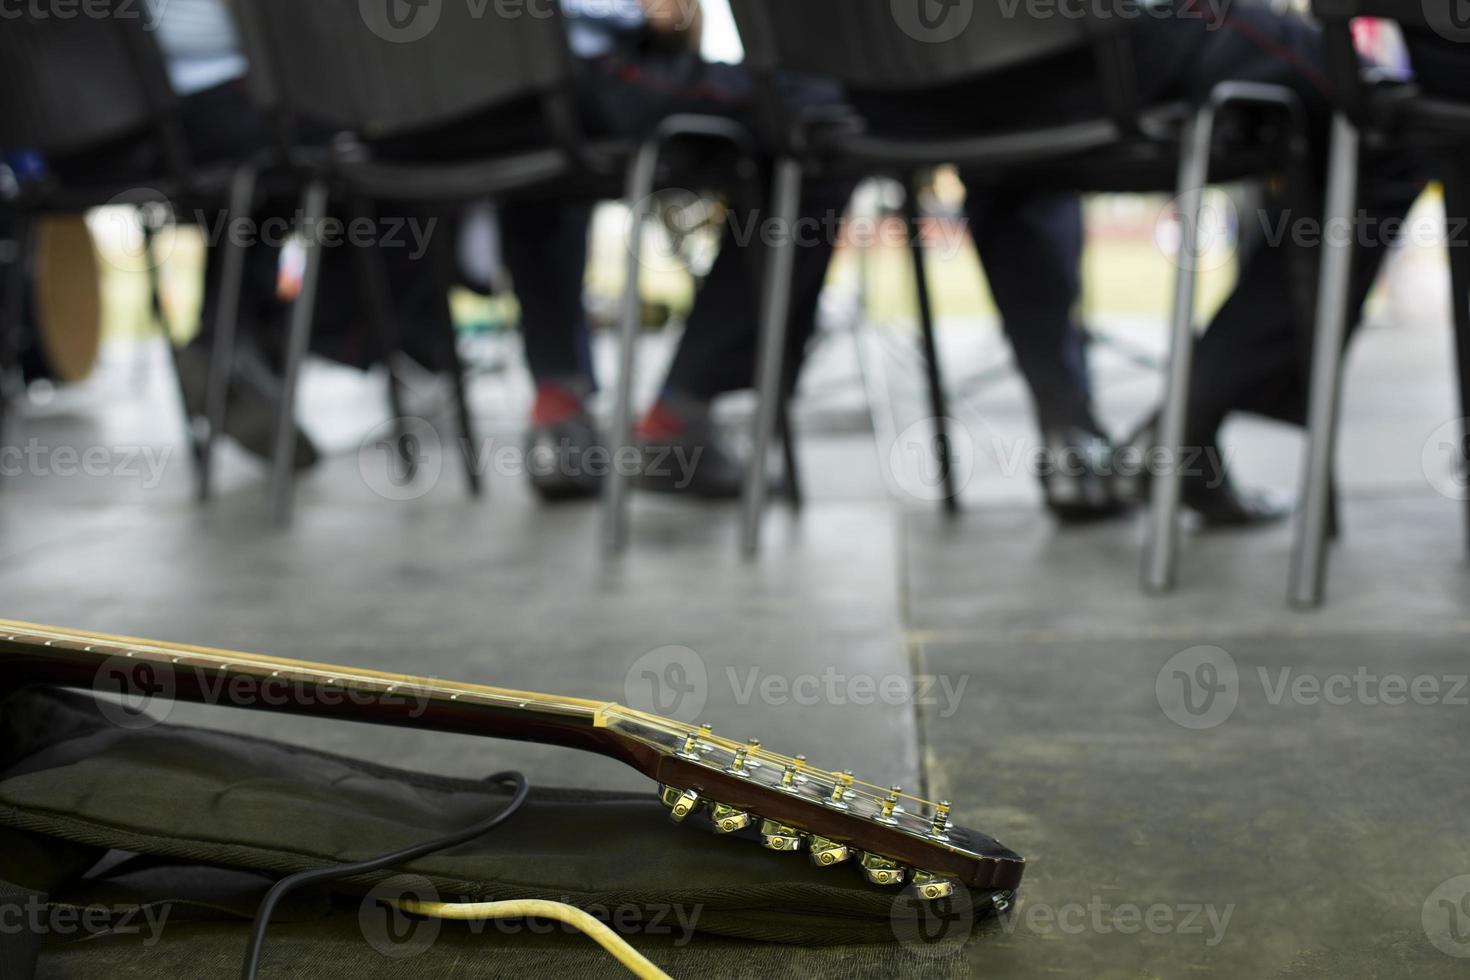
<box><xmin>729</xmin><ymin>0</ymin><xmax>1091</xmax><ymax>92</ymax></box>
<box><xmin>0</xmin><ymin>5</ymin><xmax>178</xmax><ymax>159</ymax></box>
<box><xmin>232</xmin><ymin>0</ymin><xmax>578</xmax><ymax>140</ymax></box>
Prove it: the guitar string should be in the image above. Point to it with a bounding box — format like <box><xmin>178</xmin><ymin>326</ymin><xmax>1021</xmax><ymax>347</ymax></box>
<box><xmin>4</xmin><ymin>627</ymin><xmax>956</xmax><ymax>834</ymax></box>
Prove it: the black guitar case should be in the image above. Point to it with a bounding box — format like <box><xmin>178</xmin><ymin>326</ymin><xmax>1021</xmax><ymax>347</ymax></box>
<box><xmin>0</xmin><ymin>686</ymin><xmax>1002</xmax><ymax>979</ymax></box>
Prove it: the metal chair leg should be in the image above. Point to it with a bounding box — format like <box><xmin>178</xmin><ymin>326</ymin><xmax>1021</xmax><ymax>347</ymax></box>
<box><xmin>1441</xmin><ymin>166</ymin><xmax>1470</xmax><ymax>556</ymax></box>
<box><xmin>199</xmin><ymin>165</ymin><xmax>258</xmax><ymax>502</ymax></box>
<box><xmin>602</xmin><ymin>136</ymin><xmax>664</xmax><ymax>558</ymax></box>
<box><xmin>778</xmin><ymin>395</ymin><xmax>803</xmax><ymax>508</ymax></box>
<box><xmin>196</xmin><ymin>164</ymin><xmax>260</xmax><ymax>502</ymax></box>
<box><xmin>1288</xmin><ymin>114</ymin><xmax>1361</xmax><ymax>608</ymax></box>
<box><xmin>741</xmin><ymin>157</ymin><xmax>804</xmax><ymax>560</ymax></box>
<box><xmin>1142</xmin><ymin>107</ymin><xmax>1218</xmax><ymax>595</ymax></box>
<box><xmin>429</xmin><ymin>209</ymin><xmax>482</xmax><ymax>498</ymax></box>
<box><xmin>143</xmin><ymin>216</ymin><xmax>208</xmax><ymax>487</ymax></box>
<box><xmin>268</xmin><ymin>179</ymin><xmax>329</xmax><ymax>527</ymax></box>
<box><xmin>904</xmin><ymin>182</ymin><xmax>959</xmax><ymax>514</ymax></box>
<box><xmin>348</xmin><ymin>196</ymin><xmax>416</xmax><ymax>485</ymax></box>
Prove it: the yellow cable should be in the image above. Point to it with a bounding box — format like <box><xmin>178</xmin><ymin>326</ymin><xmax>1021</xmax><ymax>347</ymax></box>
<box><xmin>396</xmin><ymin>899</ymin><xmax>675</xmax><ymax>980</ymax></box>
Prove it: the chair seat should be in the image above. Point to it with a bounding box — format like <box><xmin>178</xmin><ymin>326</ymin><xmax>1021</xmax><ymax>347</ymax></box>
<box><xmin>1366</xmin><ymin>82</ymin><xmax>1470</xmax><ymax>146</ymax></box>
<box><xmin>334</xmin><ymin>144</ymin><xmax>614</xmax><ymax>202</ymax></box>
<box><xmin>806</xmin><ymin>100</ymin><xmax>1288</xmax><ymax>193</ymax></box>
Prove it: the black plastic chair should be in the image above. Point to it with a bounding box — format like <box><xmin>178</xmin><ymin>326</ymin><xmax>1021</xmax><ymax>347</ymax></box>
<box><xmin>728</xmin><ymin>0</ymin><xmax>1314</xmax><ymax>591</ymax></box>
<box><xmin>1289</xmin><ymin>0</ymin><xmax>1470</xmax><ymax>607</ymax></box>
<box><xmin>230</xmin><ymin>0</ymin><xmax>761</xmax><ymax>529</ymax></box>
<box><xmin>0</xmin><ymin>4</ymin><xmax>247</xmax><ymax>491</ymax></box>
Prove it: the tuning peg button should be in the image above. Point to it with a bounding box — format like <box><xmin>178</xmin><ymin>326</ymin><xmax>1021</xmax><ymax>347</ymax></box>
<box><xmin>710</xmin><ymin>803</ymin><xmax>752</xmax><ymax>834</ymax></box>
<box><xmin>911</xmin><ymin>872</ymin><xmax>957</xmax><ymax>901</ymax></box>
<box><xmin>808</xmin><ymin>836</ymin><xmax>852</xmax><ymax>867</ymax></box>
<box><xmin>660</xmin><ymin>786</ymin><xmax>702</xmax><ymax>823</ymax></box>
<box><xmin>858</xmin><ymin>852</ymin><xmax>908</xmax><ymax>887</ymax></box>
<box><xmin>759</xmin><ymin>819</ymin><xmax>804</xmax><ymax>852</ymax></box>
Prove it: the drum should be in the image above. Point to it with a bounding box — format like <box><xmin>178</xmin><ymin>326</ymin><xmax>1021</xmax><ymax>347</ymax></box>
<box><xmin>16</xmin><ymin>214</ymin><xmax>102</xmax><ymax>384</ymax></box>
<box><xmin>27</xmin><ymin>215</ymin><xmax>102</xmax><ymax>384</ymax></box>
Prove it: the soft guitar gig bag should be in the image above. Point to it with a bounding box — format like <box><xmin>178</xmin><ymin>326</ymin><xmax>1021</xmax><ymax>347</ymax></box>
<box><xmin>0</xmin><ymin>686</ymin><xmax>1002</xmax><ymax>979</ymax></box>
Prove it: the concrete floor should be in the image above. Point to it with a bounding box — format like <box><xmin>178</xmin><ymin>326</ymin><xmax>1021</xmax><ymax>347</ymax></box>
<box><xmin>2</xmin><ymin>262</ymin><xmax>1468</xmax><ymax>976</ymax></box>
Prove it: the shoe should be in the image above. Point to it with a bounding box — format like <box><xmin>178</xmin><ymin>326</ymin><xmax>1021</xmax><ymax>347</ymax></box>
<box><xmin>177</xmin><ymin>336</ymin><xmax>319</xmax><ymax>470</ymax></box>
<box><xmin>525</xmin><ymin>382</ymin><xmax>603</xmax><ymax>502</ymax></box>
<box><xmin>1182</xmin><ymin>479</ymin><xmax>1293</xmax><ymax>528</ymax></box>
<box><xmin>1036</xmin><ymin>426</ymin><xmax>1133</xmax><ymax>524</ymax></box>
<box><xmin>634</xmin><ymin>394</ymin><xmax>745</xmax><ymax>499</ymax></box>
<box><xmin>1120</xmin><ymin>414</ymin><xmax>1290</xmax><ymax>530</ymax></box>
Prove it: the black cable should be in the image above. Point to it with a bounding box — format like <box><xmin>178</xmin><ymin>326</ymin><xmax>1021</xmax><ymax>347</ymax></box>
<box><xmin>240</xmin><ymin>770</ymin><xmax>531</xmax><ymax>980</ymax></box>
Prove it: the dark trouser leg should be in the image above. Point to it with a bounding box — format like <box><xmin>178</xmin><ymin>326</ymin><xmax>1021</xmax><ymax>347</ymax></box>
<box><xmin>1127</xmin><ymin>2</ymin><xmax>1423</xmax><ymax>448</ymax></box>
<box><xmin>662</xmin><ymin>174</ymin><xmax>853</xmax><ymax>399</ymax></box>
<box><xmin>1185</xmin><ymin>181</ymin><xmax>1417</xmax><ymax>452</ymax></box>
<box><xmin>498</xmin><ymin>200</ymin><xmax>596</xmax><ymax>388</ymax></box>
<box><xmin>964</xmin><ymin>187</ymin><xmax>1099</xmax><ymax>435</ymax></box>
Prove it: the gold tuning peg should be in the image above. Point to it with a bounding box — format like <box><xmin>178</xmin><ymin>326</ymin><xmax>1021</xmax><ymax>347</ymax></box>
<box><xmin>728</xmin><ymin>739</ymin><xmax>760</xmax><ymax>775</ymax></box>
<box><xmin>930</xmin><ymin>801</ymin><xmax>952</xmax><ymax>840</ymax></box>
<box><xmin>677</xmin><ymin>730</ymin><xmax>702</xmax><ymax>760</ymax></box>
<box><xmin>659</xmin><ymin>786</ymin><xmax>702</xmax><ymax>823</ymax></box>
<box><xmin>858</xmin><ymin>852</ymin><xmax>908</xmax><ymax>887</ymax></box>
<box><xmin>780</xmin><ymin>755</ymin><xmax>809</xmax><ymax>792</ymax></box>
<box><xmin>808</xmin><ymin>835</ymin><xmax>852</xmax><ymax>867</ymax></box>
<box><xmin>878</xmin><ymin>786</ymin><xmax>902</xmax><ymax>824</ymax></box>
<box><xmin>743</xmin><ymin>739</ymin><xmax>764</xmax><ymax>768</ymax></box>
<box><xmin>911</xmin><ymin>871</ymin><xmax>957</xmax><ymax>901</ymax></box>
<box><xmin>710</xmin><ymin>802</ymin><xmax>752</xmax><ymax>834</ymax></box>
<box><xmin>759</xmin><ymin>819</ymin><xmax>804</xmax><ymax>852</ymax></box>
<box><xmin>827</xmin><ymin>771</ymin><xmax>854</xmax><ymax>808</ymax></box>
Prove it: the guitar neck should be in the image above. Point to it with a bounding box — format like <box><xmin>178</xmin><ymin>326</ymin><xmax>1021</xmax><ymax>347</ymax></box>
<box><xmin>0</xmin><ymin>618</ymin><xmax>644</xmax><ymax>763</ymax></box>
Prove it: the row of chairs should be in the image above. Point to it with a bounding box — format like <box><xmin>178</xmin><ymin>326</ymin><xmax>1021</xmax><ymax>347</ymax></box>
<box><xmin>1</xmin><ymin>0</ymin><xmax>1465</xmax><ymax>609</ymax></box>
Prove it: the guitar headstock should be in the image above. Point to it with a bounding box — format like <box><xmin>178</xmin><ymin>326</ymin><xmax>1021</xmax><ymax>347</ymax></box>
<box><xmin>605</xmin><ymin>708</ymin><xmax>1024</xmax><ymax>900</ymax></box>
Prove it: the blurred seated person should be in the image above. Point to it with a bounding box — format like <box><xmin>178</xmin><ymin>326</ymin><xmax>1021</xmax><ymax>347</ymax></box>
<box><xmin>848</xmin><ymin>0</ymin><xmax>1427</xmax><ymax>527</ymax></box>
<box><xmin>503</xmin><ymin>0</ymin><xmax>1128</xmax><ymax>521</ymax></box>
<box><xmin>37</xmin><ymin>0</ymin><xmax>321</xmax><ymax>467</ymax></box>
<box><xmin>493</xmin><ymin>0</ymin><xmax>854</xmax><ymax>501</ymax></box>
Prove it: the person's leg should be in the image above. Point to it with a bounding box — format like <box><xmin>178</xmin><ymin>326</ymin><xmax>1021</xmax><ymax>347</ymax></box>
<box><xmin>962</xmin><ymin>187</ymin><xmax>1131</xmax><ymax>521</ymax></box>
<box><xmin>1123</xmin><ymin>1</ymin><xmax>1424</xmax><ymax>523</ymax></box>
<box><xmin>964</xmin><ymin>188</ymin><xmax>1098</xmax><ymax>435</ymax></box>
<box><xmin>499</xmin><ymin>200</ymin><xmax>596</xmax><ymax>393</ymax></box>
<box><xmin>660</xmin><ymin>175</ymin><xmax>853</xmax><ymax>402</ymax></box>
<box><xmin>578</xmin><ymin>51</ymin><xmax>853</xmax><ymax>496</ymax></box>
<box><xmin>497</xmin><ymin>199</ymin><xmax>605</xmax><ymax>501</ymax></box>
